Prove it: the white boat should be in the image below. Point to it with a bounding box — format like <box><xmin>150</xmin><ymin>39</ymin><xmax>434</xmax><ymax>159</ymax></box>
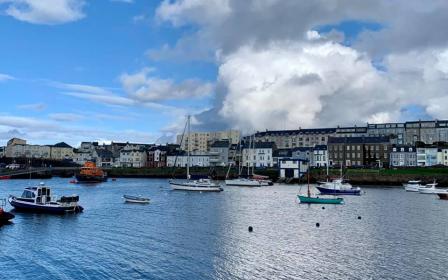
<box><xmin>418</xmin><ymin>182</ymin><xmax>439</xmax><ymax>194</ymax></box>
<box><xmin>403</xmin><ymin>180</ymin><xmax>424</xmax><ymax>192</ymax></box>
<box><xmin>225</xmin><ymin>178</ymin><xmax>262</xmax><ymax>187</ymax></box>
<box><xmin>316</xmin><ymin>178</ymin><xmax>361</xmax><ymax>195</ymax></box>
<box><xmin>169</xmin><ymin>116</ymin><xmax>223</xmax><ymax>192</ymax></box>
<box><xmin>123</xmin><ymin>195</ymin><xmax>150</xmax><ymax>204</ymax></box>
<box><xmin>171</xmin><ymin>178</ymin><xmax>223</xmax><ymax>192</ymax></box>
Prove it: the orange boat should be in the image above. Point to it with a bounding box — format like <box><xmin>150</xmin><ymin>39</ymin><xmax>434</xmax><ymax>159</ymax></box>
<box><xmin>75</xmin><ymin>161</ymin><xmax>107</xmax><ymax>183</ymax></box>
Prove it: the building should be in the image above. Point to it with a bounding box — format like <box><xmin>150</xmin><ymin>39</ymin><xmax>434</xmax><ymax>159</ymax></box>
<box><xmin>328</xmin><ymin>136</ymin><xmax>391</xmax><ymax>167</ymax></box>
<box><xmin>147</xmin><ymin>145</ymin><xmax>179</xmax><ymax>168</ymax></box>
<box><xmin>367</xmin><ymin>123</ymin><xmax>406</xmax><ymax>144</ymax></box>
<box><xmin>49</xmin><ymin>142</ymin><xmax>74</xmax><ymax>160</ymax></box>
<box><xmin>312</xmin><ymin>145</ymin><xmax>328</xmax><ymax>167</ymax></box>
<box><xmin>5</xmin><ymin>138</ymin><xmax>51</xmax><ymax>159</ymax></box>
<box><xmin>252</xmin><ymin>128</ymin><xmax>336</xmax><ymax>149</ymax></box>
<box><xmin>242</xmin><ymin>142</ymin><xmax>275</xmax><ymax>168</ymax></box>
<box><xmin>177</xmin><ymin>130</ymin><xmax>240</xmax><ymax>152</ymax></box>
<box><xmin>166</xmin><ymin>152</ymin><xmax>211</xmax><ymax>167</ymax></box>
<box><xmin>209</xmin><ymin>140</ymin><xmax>230</xmax><ymax>167</ymax></box>
<box><xmin>279</xmin><ymin>158</ymin><xmax>308</xmax><ymax>179</ymax></box>
<box><xmin>119</xmin><ymin>144</ymin><xmax>148</xmax><ymax>168</ymax></box>
<box><xmin>273</xmin><ymin>149</ymin><xmax>293</xmax><ymax>167</ymax></box>
<box><xmin>416</xmin><ymin>146</ymin><xmax>438</xmax><ymax>167</ymax></box>
<box><xmin>389</xmin><ymin>145</ymin><xmax>417</xmax><ymax>167</ymax></box>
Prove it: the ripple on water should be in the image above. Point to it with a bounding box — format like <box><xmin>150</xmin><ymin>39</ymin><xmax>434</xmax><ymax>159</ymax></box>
<box><xmin>1</xmin><ymin>179</ymin><xmax>447</xmax><ymax>280</ymax></box>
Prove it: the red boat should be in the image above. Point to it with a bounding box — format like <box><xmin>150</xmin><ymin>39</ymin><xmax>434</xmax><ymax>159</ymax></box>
<box><xmin>0</xmin><ymin>175</ymin><xmax>11</xmax><ymax>180</ymax></box>
<box><xmin>0</xmin><ymin>199</ymin><xmax>14</xmax><ymax>224</ymax></box>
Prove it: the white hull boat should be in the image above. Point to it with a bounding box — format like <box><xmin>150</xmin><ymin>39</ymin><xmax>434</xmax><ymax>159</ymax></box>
<box><xmin>403</xmin><ymin>180</ymin><xmax>424</xmax><ymax>192</ymax></box>
<box><xmin>170</xmin><ymin>179</ymin><xmax>223</xmax><ymax>192</ymax></box>
<box><xmin>123</xmin><ymin>195</ymin><xmax>150</xmax><ymax>204</ymax></box>
<box><xmin>418</xmin><ymin>182</ymin><xmax>438</xmax><ymax>194</ymax></box>
<box><xmin>225</xmin><ymin>178</ymin><xmax>262</xmax><ymax>187</ymax></box>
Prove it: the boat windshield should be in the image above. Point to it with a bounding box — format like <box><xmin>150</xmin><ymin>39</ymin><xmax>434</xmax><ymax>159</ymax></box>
<box><xmin>21</xmin><ymin>190</ymin><xmax>35</xmax><ymax>199</ymax></box>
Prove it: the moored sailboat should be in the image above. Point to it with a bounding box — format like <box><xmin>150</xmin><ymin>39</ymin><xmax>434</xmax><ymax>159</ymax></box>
<box><xmin>297</xmin><ymin>164</ymin><xmax>344</xmax><ymax>205</ymax></box>
<box><xmin>169</xmin><ymin>116</ymin><xmax>223</xmax><ymax>192</ymax></box>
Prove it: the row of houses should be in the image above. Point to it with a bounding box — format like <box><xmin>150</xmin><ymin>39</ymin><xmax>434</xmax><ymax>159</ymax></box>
<box><xmin>250</xmin><ymin>119</ymin><xmax>448</xmax><ymax>149</ymax></box>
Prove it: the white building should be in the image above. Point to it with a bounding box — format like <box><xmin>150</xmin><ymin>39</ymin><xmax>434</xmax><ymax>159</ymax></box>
<box><xmin>242</xmin><ymin>142</ymin><xmax>275</xmax><ymax>168</ymax></box>
<box><xmin>312</xmin><ymin>145</ymin><xmax>327</xmax><ymax>167</ymax></box>
<box><xmin>166</xmin><ymin>153</ymin><xmax>210</xmax><ymax>167</ymax></box>
<box><xmin>119</xmin><ymin>145</ymin><xmax>147</xmax><ymax>168</ymax></box>
<box><xmin>417</xmin><ymin>147</ymin><xmax>438</xmax><ymax>166</ymax></box>
<box><xmin>279</xmin><ymin>158</ymin><xmax>308</xmax><ymax>179</ymax></box>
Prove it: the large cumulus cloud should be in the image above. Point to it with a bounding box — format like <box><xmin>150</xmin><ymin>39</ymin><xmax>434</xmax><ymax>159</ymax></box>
<box><xmin>154</xmin><ymin>0</ymin><xmax>448</xmax><ymax>132</ymax></box>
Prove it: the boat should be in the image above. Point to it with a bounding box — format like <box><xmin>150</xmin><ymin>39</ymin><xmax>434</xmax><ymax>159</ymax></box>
<box><xmin>316</xmin><ymin>178</ymin><xmax>361</xmax><ymax>195</ymax></box>
<box><xmin>169</xmin><ymin>116</ymin><xmax>223</xmax><ymax>192</ymax></box>
<box><xmin>123</xmin><ymin>195</ymin><xmax>150</xmax><ymax>204</ymax></box>
<box><xmin>418</xmin><ymin>181</ymin><xmax>439</xmax><ymax>194</ymax></box>
<box><xmin>8</xmin><ymin>183</ymin><xmax>84</xmax><ymax>214</ymax></box>
<box><xmin>316</xmin><ymin>161</ymin><xmax>361</xmax><ymax>195</ymax></box>
<box><xmin>252</xmin><ymin>174</ymin><xmax>274</xmax><ymax>186</ymax></box>
<box><xmin>225</xmin><ymin>178</ymin><xmax>262</xmax><ymax>187</ymax></box>
<box><xmin>297</xmin><ymin>165</ymin><xmax>344</xmax><ymax>205</ymax></box>
<box><xmin>403</xmin><ymin>180</ymin><xmax>424</xmax><ymax>192</ymax></box>
<box><xmin>0</xmin><ymin>199</ymin><xmax>14</xmax><ymax>224</ymax></box>
<box><xmin>75</xmin><ymin>161</ymin><xmax>107</xmax><ymax>183</ymax></box>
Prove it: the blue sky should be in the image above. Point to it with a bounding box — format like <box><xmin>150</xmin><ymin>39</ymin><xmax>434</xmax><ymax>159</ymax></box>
<box><xmin>0</xmin><ymin>0</ymin><xmax>216</xmax><ymax>146</ymax></box>
<box><xmin>0</xmin><ymin>1</ymin><xmax>445</xmax><ymax>146</ymax></box>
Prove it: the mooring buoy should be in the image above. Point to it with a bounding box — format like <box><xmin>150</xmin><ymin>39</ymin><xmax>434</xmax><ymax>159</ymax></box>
<box><xmin>358</xmin><ymin>216</ymin><xmax>362</xmax><ymax>220</ymax></box>
<box><xmin>316</xmin><ymin>223</ymin><xmax>320</xmax><ymax>227</ymax></box>
<box><xmin>248</xmin><ymin>226</ymin><xmax>253</xmax><ymax>232</ymax></box>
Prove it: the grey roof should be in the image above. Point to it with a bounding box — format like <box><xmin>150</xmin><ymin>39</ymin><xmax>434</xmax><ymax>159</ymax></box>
<box><xmin>51</xmin><ymin>142</ymin><xmax>72</xmax><ymax>148</ymax></box>
<box><xmin>328</xmin><ymin>136</ymin><xmax>390</xmax><ymax>144</ymax></box>
<box><xmin>254</xmin><ymin>128</ymin><xmax>336</xmax><ymax>137</ymax></box>
<box><xmin>242</xmin><ymin>141</ymin><xmax>275</xmax><ymax>149</ymax></box>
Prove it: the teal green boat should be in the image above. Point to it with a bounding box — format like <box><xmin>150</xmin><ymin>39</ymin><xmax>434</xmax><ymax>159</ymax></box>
<box><xmin>297</xmin><ymin>195</ymin><xmax>344</xmax><ymax>204</ymax></box>
<box><xmin>297</xmin><ymin>164</ymin><xmax>344</xmax><ymax>205</ymax></box>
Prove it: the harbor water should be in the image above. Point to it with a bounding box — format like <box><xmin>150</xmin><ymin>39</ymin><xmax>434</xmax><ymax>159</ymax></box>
<box><xmin>0</xmin><ymin>178</ymin><xmax>447</xmax><ymax>280</ymax></box>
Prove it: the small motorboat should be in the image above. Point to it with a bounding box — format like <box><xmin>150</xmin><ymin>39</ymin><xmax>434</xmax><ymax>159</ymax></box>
<box><xmin>418</xmin><ymin>181</ymin><xmax>439</xmax><ymax>194</ymax></box>
<box><xmin>403</xmin><ymin>180</ymin><xmax>424</xmax><ymax>192</ymax></box>
<box><xmin>0</xmin><ymin>199</ymin><xmax>14</xmax><ymax>224</ymax></box>
<box><xmin>123</xmin><ymin>195</ymin><xmax>150</xmax><ymax>204</ymax></box>
<box><xmin>9</xmin><ymin>183</ymin><xmax>84</xmax><ymax>214</ymax></box>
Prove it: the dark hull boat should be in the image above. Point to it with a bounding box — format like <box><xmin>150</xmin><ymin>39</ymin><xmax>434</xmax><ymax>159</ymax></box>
<box><xmin>9</xmin><ymin>197</ymin><xmax>83</xmax><ymax>214</ymax></box>
<box><xmin>0</xmin><ymin>211</ymin><xmax>14</xmax><ymax>224</ymax></box>
<box><xmin>437</xmin><ymin>192</ymin><xmax>448</xmax><ymax>200</ymax></box>
<box><xmin>316</xmin><ymin>186</ymin><xmax>361</xmax><ymax>195</ymax></box>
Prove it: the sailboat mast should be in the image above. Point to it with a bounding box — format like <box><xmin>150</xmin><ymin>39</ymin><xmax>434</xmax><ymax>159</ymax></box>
<box><xmin>247</xmin><ymin>134</ymin><xmax>252</xmax><ymax>176</ymax></box>
<box><xmin>251</xmin><ymin>133</ymin><xmax>255</xmax><ymax>175</ymax></box>
<box><xmin>307</xmin><ymin>163</ymin><xmax>311</xmax><ymax>197</ymax></box>
<box><xmin>187</xmin><ymin>115</ymin><xmax>190</xmax><ymax>179</ymax></box>
<box><xmin>326</xmin><ymin>148</ymin><xmax>329</xmax><ymax>182</ymax></box>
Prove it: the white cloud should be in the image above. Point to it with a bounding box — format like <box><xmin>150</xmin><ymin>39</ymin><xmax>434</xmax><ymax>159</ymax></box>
<box><xmin>17</xmin><ymin>103</ymin><xmax>47</xmax><ymax>111</ymax></box>
<box><xmin>120</xmin><ymin>67</ymin><xmax>214</xmax><ymax>101</ymax></box>
<box><xmin>0</xmin><ymin>73</ymin><xmax>14</xmax><ymax>81</ymax></box>
<box><xmin>0</xmin><ymin>0</ymin><xmax>85</xmax><ymax>25</ymax></box>
<box><xmin>154</xmin><ymin>0</ymin><xmax>448</xmax><ymax>132</ymax></box>
<box><xmin>48</xmin><ymin>113</ymin><xmax>84</xmax><ymax>122</ymax></box>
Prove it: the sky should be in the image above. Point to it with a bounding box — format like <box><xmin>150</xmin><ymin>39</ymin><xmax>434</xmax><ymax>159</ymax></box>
<box><xmin>0</xmin><ymin>0</ymin><xmax>448</xmax><ymax>146</ymax></box>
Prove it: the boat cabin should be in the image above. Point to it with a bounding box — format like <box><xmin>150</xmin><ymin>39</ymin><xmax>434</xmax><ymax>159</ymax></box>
<box><xmin>19</xmin><ymin>183</ymin><xmax>52</xmax><ymax>204</ymax></box>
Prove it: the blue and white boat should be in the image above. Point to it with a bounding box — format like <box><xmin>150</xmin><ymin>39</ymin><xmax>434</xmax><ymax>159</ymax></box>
<box><xmin>9</xmin><ymin>183</ymin><xmax>83</xmax><ymax>214</ymax></box>
<box><xmin>316</xmin><ymin>178</ymin><xmax>361</xmax><ymax>195</ymax></box>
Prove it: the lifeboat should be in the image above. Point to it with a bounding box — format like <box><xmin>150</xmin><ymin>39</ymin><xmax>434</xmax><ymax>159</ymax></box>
<box><xmin>75</xmin><ymin>161</ymin><xmax>107</xmax><ymax>183</ymax></box>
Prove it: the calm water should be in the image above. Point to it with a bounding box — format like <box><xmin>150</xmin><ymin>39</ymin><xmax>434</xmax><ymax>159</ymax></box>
<box><xmin>0</xmin><ymin>178</ymin><xmax>447</xmax><ymax>280</ymax></box>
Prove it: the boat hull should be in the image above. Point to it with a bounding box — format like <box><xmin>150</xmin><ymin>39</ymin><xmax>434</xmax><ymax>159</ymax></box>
<box><xmin>225</xmin><ymin>179</ymin><xmax>262</xmax><ymax>187</ymax></box>
<box><xmin>297</xmin><ymin>195</ymin><xmax>344</xmax><ymax>204</ymax></box>
<box><xmin>437</xmin><ymin>192</ymin><xmax>448</xmax><ymax>200</ymax></box>
<box><xmin>0</xmin><ymin>211</ymin><xmax>14</xmax><ymax>223</ymax></box>
<box><xmin>8</xmin><ymin>197</ymin><xmax>83</xmax><ymax>214</ymax></box>
<box><xmin>418</xmin><ymin>188</ymin><xmax>437</xmax><ymax>194</ymax></box>
<box><xmin>404</xmin><ymin>185</ymin><xmax>420</xmax><ymax>192</ymax></box>
<box><xmin>170</xmin><ymin>182</ymin><xmax>223</xmax><ymax>192</ymax></box>
<box><xmin>316</xmin><ymin>186</ymin><xmax>361</xmax><ymax>195</ymax></box>
<box><xmin>123</xmin><ymin>195</ymin><xmax>150</xmax><ymax>204</ymax></box>
<box><xmin>75</xmin><ymin>175</ymin><xmax>107</xmax><ymax>183</ymax></box>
